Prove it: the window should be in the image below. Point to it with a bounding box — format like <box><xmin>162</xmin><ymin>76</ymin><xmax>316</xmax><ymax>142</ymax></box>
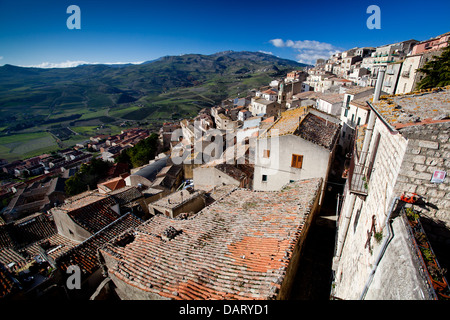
<box><xmin>344</xmin><ymin>108</ymin><xmax>349</xmax><ymax>117</ymax></box>
<box><xmin>291</xmin><ymin>154</ymin><xmax>303</xmax><ymax>169</ymax></box>
<box><xmin>263</xmin><ymin>149</ymin><xmax>270</xmax><ymax>158</ymax></box>
<box><xmin>262</xmin><ymin>174</ymin><xmax>268</xmax><ymax>182</ymax></box>
<box><xmin>357</xmin><ymin>117</ymin><xmax>361</xmax><ymax>126</ymax></box>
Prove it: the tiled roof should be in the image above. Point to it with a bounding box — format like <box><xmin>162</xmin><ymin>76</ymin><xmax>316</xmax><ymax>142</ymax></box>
<box><xmin>23</xmin><ymin>233</ymin><xmax>79</xmax><ymax>262</ymax></box>
<box><xmin>350</xmin><ymin>98</ymin><xmax>369</xmax><ymax>109</ymax></box>
<box><xmin>108</xmin><ymin>186</ymin><xmax>143</xmax><ymax>205</ymax></box>
<box><xmin>99</xmin><ymin>177</ymin><xmax>126</xmax><ymax>191</ymax></box>
<box><xmin>56</xmin><ymin>192</ymin><xmax>121</xmax><ymax>234</ymax></box>
<box><xmin>67</xmin><ymin>197</ymin><xmax>120</xmax><ymax>234</ymax></box>
<box><xmin>0</xmin><ymin>213</ymin><xmax>56</xmax><ymax>250</ymax></box>
<box><xmin>296</xmin><ymin>113</ymin><xmax>341</xmax><ymax>150</ymax></box>
<box><xmin>60</xmin><ymin>191</ymin><xmax>109</xmax><ymax>211</ymax></box>
<box><xmin>0</xmin><ymin>248</ymin><xmax>27</xmax><ymax>272</ymax></box>
<box><xmin>319</xmin><ymin>93</ymin><xmax>344</xmax><ymax>104</ymax></box>
<box><xmin>100</xmin><ymin>178</ymin><xmax>322</xmax><ymax>300</ymax></box>
<box><xmin>57</xmin><ymin>213</ymin><xmax>143</xmax><ymax>278</ymax></box>
<box><xmin>345</xmin><ymin>86</ymin><xmax>375</xmax><ymax>95</ymax></box>
<box><xmin>372</xmin><ymin>86</ymin><xmax>450</xmax><ymax>127</ymax></box>
<box><xmin>0</xmin><ymin>263</ymin><xmax>17</xmax><ymax>298</ymax></box>
<box><xmin>252</xmin><ymin>97</ymin><xmax>274</xmax><ymax>105</ymax></box>
<box><xmin>0</xmin><ymin>225</ymin><xmax>15</xmax><ymax>249</ymax></box>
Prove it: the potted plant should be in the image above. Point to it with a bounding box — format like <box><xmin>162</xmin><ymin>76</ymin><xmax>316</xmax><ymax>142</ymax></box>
<box><xmin>414</xmin><ymin>231</ymin><xmax>429</xmax><ymax>248</ymax></box>
<box><xmin>405</xmin><ymin>207</ymin><xmax>419</xmax><ymax>227</ymax></box>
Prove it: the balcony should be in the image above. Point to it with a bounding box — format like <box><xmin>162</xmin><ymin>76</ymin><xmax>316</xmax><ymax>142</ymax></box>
<box><xmin>347</xmin><ymin>154</ymin><xmax>369</xmax><ymax>195</ymax></box>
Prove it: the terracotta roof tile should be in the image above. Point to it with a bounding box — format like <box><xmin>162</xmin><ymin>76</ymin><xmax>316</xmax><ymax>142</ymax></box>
<box><xmin>100</xmin><ymin>178</ymin><xmax>322</xmax><ymax>300</ymax></box>
<box><xmin>57</xmin><ymin>213</ymin><xmax>143</xmax><ymax>278</ymax></box>
<box><xmin>296</xmin><ymin>113</ymin><xmax>341</xmax><ymax>150</ymax></box>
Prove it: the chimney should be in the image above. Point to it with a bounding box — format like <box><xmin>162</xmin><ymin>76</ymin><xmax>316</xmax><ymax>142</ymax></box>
<box><xmin>373</xmin><ymin>69</ymin><xmax>385</xmax><ymax>103</ymax></box>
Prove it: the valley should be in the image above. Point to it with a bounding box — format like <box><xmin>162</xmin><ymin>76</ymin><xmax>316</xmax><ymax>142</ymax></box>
<box><xmin>0</xmin><ymin>51</ymin><xmax>306</xmax><ymax>161</ymax></box>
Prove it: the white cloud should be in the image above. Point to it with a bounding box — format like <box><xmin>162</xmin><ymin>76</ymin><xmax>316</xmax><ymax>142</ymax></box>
<box><xmin>0</xmin><ymin>56</ymin><xmax>3</xmax><ymax>60</ymax></box>
<box><xmin>269</xmin><ymin>39</ymin><xmax>285</xmax><ymax>48</ymax></box>
<box><xmin>21</xmin><ymin>60</ymin><xmax>145</xmax><ymax>68</ymax></box>
<box><xmin>269</xmin><ymin>38</ymin><xmax>343</xmax><ymax>65</ymax></box>
<box><xmin>258</xmin><ymin>50</ymin><xmax>273</xmax><ymax>55</ymax></box>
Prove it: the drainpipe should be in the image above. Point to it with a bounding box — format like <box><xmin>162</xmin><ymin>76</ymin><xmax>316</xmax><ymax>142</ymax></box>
<box><xmin>359</xmin><ymin>196</ymin><xmax>400</xmax><ymax>300</ymax></box>
<box><xmin>335</xmin><ymin>192</ymin><xmax>356</xmax><ymax>258</ymax></box>
<box><xmin>359</xmin><ymin>69</ymin><xmax>385</xmax><ymax>166</ymax></box>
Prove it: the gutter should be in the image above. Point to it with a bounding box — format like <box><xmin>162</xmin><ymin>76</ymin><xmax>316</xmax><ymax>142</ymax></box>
<box><xmin>359</xmin><ymin>196</ymin><xmax>400</xmax><ymax>300</ymax></box>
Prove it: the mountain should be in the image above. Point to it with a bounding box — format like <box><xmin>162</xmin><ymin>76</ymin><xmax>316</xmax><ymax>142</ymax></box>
<box><xmin>0</xmin><ymin>51</ymin><xmax>307</xmax><ymax>131</ymax></box>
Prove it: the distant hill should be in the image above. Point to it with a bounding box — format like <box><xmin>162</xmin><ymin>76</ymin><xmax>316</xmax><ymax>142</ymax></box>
<box><xmin>0</xmin><ymin>51</ymin><xmax>306</xmax><ymax>133</ymax></box>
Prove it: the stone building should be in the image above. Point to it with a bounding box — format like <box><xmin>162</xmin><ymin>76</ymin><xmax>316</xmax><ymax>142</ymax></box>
<box><xmin>99</xmin><ymin>178</ymin><xmax>322</xmax><ymax>300</ymax></box>
<box><xmin>56</xmin><ymin>213</ymin><xmax>143</xmax><ymax>299</ymax></box>
<box><xmin>50</xmin><ymin>191</ymin><xmax>121</xmax><ymax>242</ymax></box>
<box><xmin>332</xmin><ymin>83</ymin><xmax>450</xmax><ymax>300</ymax></box>
<box><xmin>148</xmin><ymin>188</ymin><xmax>206</xmax><ymax>218</ymax></box>
<box><xmin>193</xmin><ymin>162</ymin><xmax>252</xmax><ymax>190</ymax></box>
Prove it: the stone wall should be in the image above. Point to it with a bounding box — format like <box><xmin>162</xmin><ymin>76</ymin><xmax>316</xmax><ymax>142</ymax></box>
<box><xmin>332</xmin><ymin>116</ymin><xmax>409</xmax><ymax>299</ymax></box>
<box><xmin>393</xmin><ymin>121</ymin><xmax>450</xmax><ymax>276</ymax></box>
<box><xmin>394</xmin><ymin>122</ymin><xmax>450</xmax><ymax>224</ymax></box>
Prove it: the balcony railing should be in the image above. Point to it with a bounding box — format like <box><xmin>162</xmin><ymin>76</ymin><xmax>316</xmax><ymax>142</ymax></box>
<box><xmin>347</xmin><ymin>154</ymin><xmax>369</xmax><ymax>195</ymax></box>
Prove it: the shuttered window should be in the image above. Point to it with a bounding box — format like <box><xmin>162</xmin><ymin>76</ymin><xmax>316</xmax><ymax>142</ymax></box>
<box><xmin>291</xmin><ymin>154</ymin><xmax>303</xmax><ymax>169</ymax></box>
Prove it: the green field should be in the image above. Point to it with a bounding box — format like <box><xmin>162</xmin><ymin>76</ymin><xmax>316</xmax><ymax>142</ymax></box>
<box><xmin>0</xmin><ymin>131</ymin><xmax>58</xmax><ymax>161</ymax></box>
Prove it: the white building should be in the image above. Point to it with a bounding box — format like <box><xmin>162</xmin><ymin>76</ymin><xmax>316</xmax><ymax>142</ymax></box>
<box><xmin>316</xmin><ymin>93</ymin><xmax>344</xmax><ymax>117</ymax></box>
<box><xmin>249</xmin><ymin>97</ymin><xmax>282</xmax><ymax>117</ymax></box>
<box><xmin>237</xmin><ymin>109</ymin><xmax>252</xmax><ymax>122</ymax></box>
<box><xmin>253</xmin><ymin>107</ymin><xmax>340</xmax><ymax>203</ymax></box>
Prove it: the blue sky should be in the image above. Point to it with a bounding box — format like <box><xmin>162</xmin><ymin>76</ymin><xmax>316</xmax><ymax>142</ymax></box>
<box><xmin>0</xmin><ymin>0</ymin><xmax>449</xmax><ymax>67</ymax></box>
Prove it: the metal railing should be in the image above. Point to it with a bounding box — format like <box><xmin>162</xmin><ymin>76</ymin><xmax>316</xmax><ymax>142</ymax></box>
<box><xmin>347</xmin><ymin>157</ymin><xmax>369</xmax><ymax>195</ymax></box>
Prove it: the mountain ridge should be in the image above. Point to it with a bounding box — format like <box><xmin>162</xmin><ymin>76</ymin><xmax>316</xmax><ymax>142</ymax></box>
<box><xmin>0</xmin><ymin>50</ymin><xmax>307</xmax><ymax>132</ymax></box>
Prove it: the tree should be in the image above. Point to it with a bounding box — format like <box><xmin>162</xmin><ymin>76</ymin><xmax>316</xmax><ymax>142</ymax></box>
<box><xmin>416</xmin><ymin>43</ymin><xmax>450</xmax><ymax>90</ymax></box>
<box><xmin>65</xmin><ymin>158</ymin><xmax>112</xmax><ymax>196</ymax></box>
<box><xmin>115</xmin><ymin>133</ymin><xmax>160</xmax><ymax>168</ymax></box>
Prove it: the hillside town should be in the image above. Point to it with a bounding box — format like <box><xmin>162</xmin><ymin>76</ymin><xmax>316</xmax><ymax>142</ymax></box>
<box><xmin>0</xmin><ymin>31</ymin><xmax>449</xmax><ymax>300</ymax></box>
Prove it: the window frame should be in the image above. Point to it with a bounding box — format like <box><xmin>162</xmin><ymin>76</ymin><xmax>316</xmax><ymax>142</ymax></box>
<box><xmin>291</xmin><ymin>154</ymin><xmax>303</xmax><ymax>169</ymax></box>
